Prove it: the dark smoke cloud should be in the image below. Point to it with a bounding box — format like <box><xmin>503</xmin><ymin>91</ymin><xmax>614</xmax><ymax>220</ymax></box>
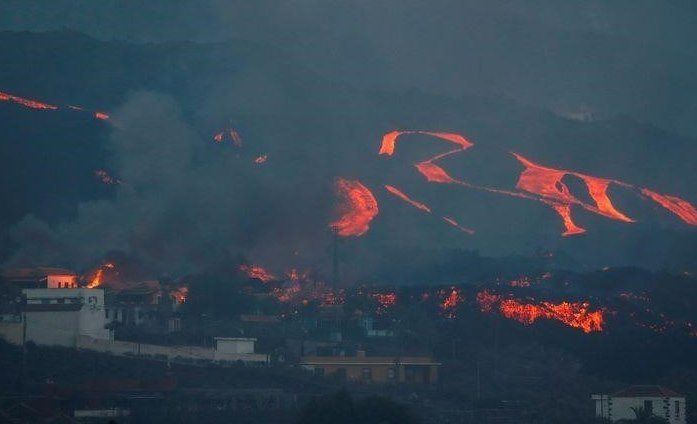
<box><xmin>6</xmin><ymin>92</ymin><xmax>334</xmax><ymax>275</ymax></box>
<box><xmin>1</xmin><ymin>1</ymin><xmax>697</xmax><ymax>136</ymax></box>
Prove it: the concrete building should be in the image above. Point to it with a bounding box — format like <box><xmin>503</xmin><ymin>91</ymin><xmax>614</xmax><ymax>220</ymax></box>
<box><xmin>214</xmin><ymin>337</ymin><xmax>268</xmax><ymax>363</ymax></box>
<box><xmin>592</xmin><ymin>385</ymin><xmax>686</xmax><ymax>424</ymax></box>
<box><xmin>1</xmin><ymin>267</ymin><xmax>78</xmax><ymax>290</ymax></box>
<box><xmin>300</xmin><ymin>352</ymin><xmax>440</xmax><ymax>384</ymax></box>
<box><xmin>22</xmin><ymin>288</ymin><xmax>112</xmax><ymax>347</ymax></box>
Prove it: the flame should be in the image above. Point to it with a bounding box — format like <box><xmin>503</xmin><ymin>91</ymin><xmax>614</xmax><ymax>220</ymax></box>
<box><xmin>384</xmin><ymin>185</ymin><xmax>432</xmax><ymax>212</ymax></box>
<box><xmin>476</xmin><ymin>290</ymin><xmax>604</xmax><ymax>333</ymax></box>
<box><xmin>641</xmin><ymin>188</ymin><xmax>697</xmax><ymax>226</ymax></box>
<box><xmin>86</xmin><ymin>262</ymin><xmax>115</xmax><ymax>288</ymax></box>
<box><xmin>170</xmin><ymin>286</ymin><xmax>188</xmax><ymax>304</ymax></box>
<box><xmin>255</xmin><ymin>154</ymin><xmax>268</xmax><ymax>164</ymax></box>
<box><xmin>330</xmin><ymin>178</ymin><xmax>379</xmax><ymax>237</ymax></box>
<box><xmin>240</xmin><ymin>264</ymin><xmax>276</xmax><ymax>283</ymax></box>
<box><xmin>94</xmin><ymin>112</ymin><xmax>110</xmax><ymax>120</ymax></box>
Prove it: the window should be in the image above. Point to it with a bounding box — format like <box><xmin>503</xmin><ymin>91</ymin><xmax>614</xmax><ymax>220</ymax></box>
<box><xmin>105</xmin><ymin>309</ymin><xmax>110</xmax><ymax>319</ymax></box>
<box><xmin>644</xmin><ymin>400</ymin><xmax>653</xmax><ymax>414</ymax></box>
<box><xmin>313</xmin><ymin>368</ymin><xmax>324</xmax><ymax>377</ymax></box>
<box><xmin>675</xmin><ymin>400</ymin><xmax>680</xmax><ymax>417</ymax></box>
<box><xmin>387</xmin><ymin>367</ymin><xmax>396</xmax><ymax>380</ymax></box>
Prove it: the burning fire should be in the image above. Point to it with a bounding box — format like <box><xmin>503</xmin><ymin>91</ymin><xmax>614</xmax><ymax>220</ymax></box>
<box><xmin>170</xmin><ymin>286</ymin><xmax>188</xmax><ymax>304</ymax></box>
<box><xmin>440</xmin><ymin>288</ymin><xmax>463</xmax><ymax>317</ymax></box>
<box><xmin>330</xmin><ymin>178</ymin><xmax>379</xmax><ymax>237</ymax></box>
<box><xmin>86</xmin><ymin>262</ymin><xmax>116</xmax><ymax>289</ymax></box>
<box><xmin>240</xmin><ymin>264</ymin><xmax>276</xmax><ymax>283</ymax></box>
<box><xmin>476</xmin><ymin>290</ymin><xmax>604</xmax><ymax>333</ymax></box>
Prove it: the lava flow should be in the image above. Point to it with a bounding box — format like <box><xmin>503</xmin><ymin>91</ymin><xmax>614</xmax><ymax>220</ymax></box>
<box><xmin>512</xmin><ymin>153</ymin><xmax>634</xmax><ymax>235</ymax></box>
<box><xmin>240</xmin><ymin>264</ymin><xmax>276</xmax><ymax>283</ymax></box>
<box><xmin>476</xmin><ymin>290</ymin><xmax>604</xmax><ymax>333</ymax></box>
<box><xmin>440</xmin><ymin>287</ymin><xmax>463</xmax><ymax>317</ymax></box>
<box><xmin>384</xmin><ymin>185</ymin><xmax>432</xmax><ymax>212</ymax></box>
<box><xmin>1</xmin><ymin>89</ymin><xmax>110</xmax><ymax>121</ymax></box>
<box><xmin>0</xmin><ymin>90</ymin><xmax>58</xmax><ymax>110</ymax></box>
<box><xmin>255</xmin><ymin>154</ymin><xmax>268</xmax><ymax>164</ymax></box>
<box><xmin>379</xmin><ymin>129</ymin><xmax>697</xmax><ymax>236</ymax></box>
<box><xmin>330</xmin><ymin>178</ymin><xmax>379</xmax><ymax>237</ymax></box>
<box><xmin>641</xmin><ymin>188</ymin><xmax>697</xmax><ymax>226</ymax></box>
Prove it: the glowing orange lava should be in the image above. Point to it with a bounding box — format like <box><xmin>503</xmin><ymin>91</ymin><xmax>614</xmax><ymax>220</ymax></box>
<box><xmin>384</xmin><ymin>185</ymin><xmax>432</xmax><ymax>212</ymax></box>
<box><xmin>170</xmin><ymin>286</ymin><xmax>188</xmax><ymax>304</ymax></box>
<box><xmin>240</xmin><ymin>264</ymin><xmax>276</xmax><ymax>283</ymax></box>
<box><xmin>476</xmin><ymin>290</ymin><xmax>603</xmax><ymax>333</ymax></box>
<box><xmin>255</xmin><ymin>155</ymin><xmax>268</xmax><ymax>164</ymax></box>
<box><xmin>641</xmin><ymin>188</ymin><xmax>697</xmax><ymax>226</ymax></box>
<box><xmin>330</xmin><ymin>178</ymin><xmax>379</xmax><ymax>237</ymax></box>
<box><xmin>442</xmin><ymin>216</ymin><xmax>475</xmax><ymax>234</ymax></box>
<box><xmin>0</xmin><ymin>90</ymin><xmax>58</xmax><ymax>110</ymax></box>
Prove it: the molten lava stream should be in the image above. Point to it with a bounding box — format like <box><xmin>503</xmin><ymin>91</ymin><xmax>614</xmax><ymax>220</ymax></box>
<box><xmin>0</xmin><ymin>90</ymin><xmax>58</xmax><ymax>110</ymax></box>
<box><xmin>240</xmin><ymin>264</ymin><xmax>276</xmax><ymax>283</ymax></box>
<box><xmin>384</xmin><ymin>185</ymin><xmax>432</xmax><ymax>212</ymax></box>
<box><xmin>330</xmin><ymin>178</ymin><xmax>379</xmax><ymax>237</ymax></box>
<box><xmin>641</xmin><ymin>188</ymin><xmax>697</xmax><ymax>226</ymax></box>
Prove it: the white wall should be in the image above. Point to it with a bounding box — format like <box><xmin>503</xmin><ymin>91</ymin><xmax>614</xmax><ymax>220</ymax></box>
<box><xmin>593</xmin><ymin>395</ymin><xmax>686</xmax><ymax>424</ymax></box>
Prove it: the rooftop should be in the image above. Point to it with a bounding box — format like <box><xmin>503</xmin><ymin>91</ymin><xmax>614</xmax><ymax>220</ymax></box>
<box><xmin>611</xmin><ymin>385</ymin><xmax>683</xmax><ymax>398</ymax></box>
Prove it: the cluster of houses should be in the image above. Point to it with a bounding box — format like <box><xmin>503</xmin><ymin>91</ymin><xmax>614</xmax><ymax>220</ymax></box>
<box><xmin>0</xmin><ymin>267</ymin><xmax>688</xmax><ymax>422</ymax></box>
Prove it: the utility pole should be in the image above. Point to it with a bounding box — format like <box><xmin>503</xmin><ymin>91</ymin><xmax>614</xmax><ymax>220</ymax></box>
<box><xmin>331</xmin><ymin>228</ymin><xmax>339</xmax><ymax>286</ymax></box>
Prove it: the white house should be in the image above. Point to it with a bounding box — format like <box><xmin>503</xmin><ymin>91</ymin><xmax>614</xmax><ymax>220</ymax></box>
<box><xmin>22</xmin><ymin>288</ymin><xmax>112</xmax><ymax>347</ymax></box>
<box><xmin>592</xmin><ymin>385</ymin><xmax>686</xmax><ymax>424</ymax></box>
<box><xmin>213</xmin><ymin>337</ymin><xmax>268</xmax><ymax>363</ymax></box>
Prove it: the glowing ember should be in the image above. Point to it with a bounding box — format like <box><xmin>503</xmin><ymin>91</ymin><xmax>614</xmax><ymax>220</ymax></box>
<box><xmin>0</xmin><ymin>90</ymin><xmax>58</xmax><ymax>110</ymax></box>
<box><xmin>641</xmin><ymin>188</ymin><xmax>697</xmax><ymax>226</ymax></box>
<box><xmin>509</xmin><ymin>277</ymin><xmax>531</xmax><ymax>287</ymax></box>
<box><xmin>330</xmin><ymin>178</ymin><xmax>379</xmax><ymax>237</ymax></box>
<box><xmin>373</xmin><ymin>292</ymin><xmax>397</xmax><ymax>314</ymax></box>
<box><xmin>440</xmin><ymin>288</ymin><xmax>462</xmax><ymax>312</ymax></box>
<box><xmin>213</xmin><ymin>128</ymin><xmax>243</xmax><ymax>146</ymax></box>
<box><xmin>255</xmin><ymin>154</ymin><xmax>268</xmax><ymax>164</ymax></box>
<box><xmin>476</xmin><ymin>290</ymin><xmax>604</xmax><ymax>333</ymax></box>
<box><xmin>94</xmin><ymin>112</ymin><xmax>110</xmax><ymax>120</ymax></box>
<box><xmin>213</xmin><ymin>132</ymin><xmax>224</xmax><ymax>142</ymax></box>
<box><xmin>384</xmin><ymin>185</ymin><xmax>432</xmax><ymax>213</ymax></box>
<box><xmin>240</xmin><ymin>264</ymin><xmax>276</xmax><ymax>283</ymax></box>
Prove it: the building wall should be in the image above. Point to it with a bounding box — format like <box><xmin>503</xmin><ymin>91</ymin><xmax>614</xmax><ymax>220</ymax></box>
<box><xmin>78</xmin><ymin>335</ymin><xmax>269</xmax><ymax>364</ymax></box>
<box><xmin>302</xmin><ymin>362</ymin><xmax>438</xmax><ymax>384</ymax></box>
<box><xmin>593</xmin><ymin>395</ymin><xmax>686</xmax><ymax>424</ymax></box>
<box><xmin>46</xmin><ymin>274</ymin><xmax>77</xmax><ymax>289</ymax></box>
<box><xmin>22</xmin><ymin>288</ymin><xmax>111</xmax><ymax>347</ymax></box>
